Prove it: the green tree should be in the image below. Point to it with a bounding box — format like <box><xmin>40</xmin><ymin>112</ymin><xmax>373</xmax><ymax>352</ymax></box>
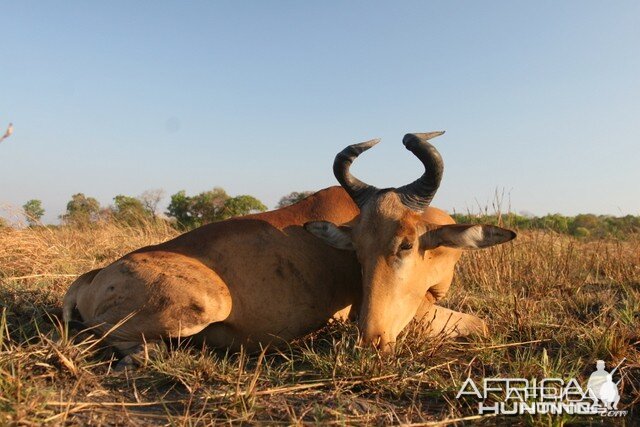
<box><xmin>619</xmin><ymin>215</ymin><xmax>640</xmax><ymax>235</ymax></box>
<box><xmin>220</xmin><ymin>195</ymin><xmax>267</xmax><ymax>219</ymax></box>
<box><xmin>277</xmin><ymin>191</ymin><xmax>314</xmax><ymax>208</ymax></box>
<box><xmin>167</xmin><ymin>190</ymin><xmax>196</xmax><ymax>229</ymax></box>
<box><xmin>111</xmin><ymin>195</ymin><xmax>153</xmax><ymax>225</ymax></box>
<box><xmin>61</xmin><ymin>193</ymin><xmax>101</xmax><ymax>226</ymax></box>
<box><xmin>22</xmin><ymin>199</ymin><xmax>45</xmax><ymax>226</ymax></box>
<box><xmin>166</xmin><ymin>188</ymin><xmax>267</xmax><ymax>229</ymax></box>
<box><xmin>573</xmin><ymin>227</ymin><xmax>590</xmax><ymax>238</ymax></box>
<box><xmin>191</xmin><ymin>187</ymin><xmax>229</xmax><ymax>224</ymax></box>
<box><xmin>166</xmin><ymin>187</ymin><xmax>229</xmax><ymax>229</ymax></box>
<box><xmin>569</xmin><ymin>214</ymin><xmax>602</xmax><ymax>237</ymax></box>
<box><xmin>536</xmin><ymin>213</ymin><xmax>569</xmax><ymax>234</ymax></box>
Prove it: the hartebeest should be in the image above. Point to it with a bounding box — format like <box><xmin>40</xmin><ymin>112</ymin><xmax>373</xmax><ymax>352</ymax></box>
<box><xmin>63</xmin><ymin>132</ymin><xmax>515</xmax><ymax>360</ymax></box>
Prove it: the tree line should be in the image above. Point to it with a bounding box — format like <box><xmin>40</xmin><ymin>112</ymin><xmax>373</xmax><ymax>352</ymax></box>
<box><xmin>10</xmin><ymin>189</ymin><xmax>314</xmax><ymax>230</ymax></box>
<box><xmin>5</xmin><ymin>190</ymin><xmax>639</xmax><ymax>239</ymax></box>
<box><xmin>451</xmin><ymin>212</ymin><xmax>640</xmax><ymax>239</ymax></box>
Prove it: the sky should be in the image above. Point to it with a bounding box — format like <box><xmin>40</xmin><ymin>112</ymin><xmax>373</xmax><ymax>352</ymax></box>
<box><xmin>1</xmin><ymin>1</ymin><xmax>639</xmax><ymax>224</ymax></box>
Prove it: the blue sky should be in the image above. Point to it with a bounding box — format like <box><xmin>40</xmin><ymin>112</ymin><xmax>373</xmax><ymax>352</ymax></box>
<box><xmin>1</xmin><ymin>1</ymin><xmax>639</xmax><ymax>223</ymax></box>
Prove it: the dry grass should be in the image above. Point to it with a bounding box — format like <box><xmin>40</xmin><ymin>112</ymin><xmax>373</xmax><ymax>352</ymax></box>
<box><xmin>1</xmin><ymin>222</ymin><xmax>639</xmax><ymax>425</ymax></box>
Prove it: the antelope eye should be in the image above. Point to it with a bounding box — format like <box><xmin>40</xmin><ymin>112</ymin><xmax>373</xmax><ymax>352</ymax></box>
<box><xmin>399</xmin><ymin>241</ymin><xmax>413</xmax><ymax>252</ymax></box>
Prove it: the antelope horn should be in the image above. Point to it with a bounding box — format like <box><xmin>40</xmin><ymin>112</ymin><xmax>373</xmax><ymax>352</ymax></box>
<box><xmin>333</xmin><ymin>138</ymin><xmax>380</xmax><ymax>208</ymax></box>
<box><xmin>396</xmin><ymin>132</ymin><xmax>445</xmax><ymax>211</ymax></box>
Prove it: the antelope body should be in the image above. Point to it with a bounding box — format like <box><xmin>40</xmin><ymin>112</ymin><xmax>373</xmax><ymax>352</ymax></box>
<box><xmin>63</xmin><ymin>133</ymin><xmax>515</xmax><ymax>356</ymax></box>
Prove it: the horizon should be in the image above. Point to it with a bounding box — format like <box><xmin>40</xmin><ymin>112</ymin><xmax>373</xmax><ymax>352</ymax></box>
<box><xmin>1</xmin><ymin>1</ymin><xmax>639</xmax><ymax>223</ymax></box>
<box><xmin>2</xmin><ymin>183</ymin><xmax>640</xmax><ymax>227</ymax></box>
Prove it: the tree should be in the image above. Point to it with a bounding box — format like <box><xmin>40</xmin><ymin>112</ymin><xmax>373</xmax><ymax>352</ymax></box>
<box><xmin>220</xmin><ymin>195</ymin><xmax>267</xmax><ymax>219</ymax></box>
<box><xmin>166</xmin><ymin>187</ymin><xmax>267</xmax><ymax>229</ymax></box>
<box><xmin>167</xmin><ymin>190</ymin><xmax>196</xmax><ymax>229</ymax></box>
<box><xmin>139</xmin><ymin>189</ymin><xmax>165</xmax><ymax>219</ymax></box>
<box><xmin>191</xmin><ymin>187</ymin><xmax>229</xmax><ymax>224</ymax></box>
<box><xmin>277</xmin><ymin>191</ymin><xmax>314</xmax><ymax>208</ymax></box>
<box><xmin>573</xmin><ymin>227</ymin><xmax>590</xmax><ymax>238</ymax></box>
<box><xmin>569</xmin><ymin>214</ymin><xmax>603</xmax><ymax>237</ymax></box>
<box><xmin>22</xmin><ymin>199</ymin><xmax>45</xmax><ymax>226</ymax></box>
<box><xmin>61</xmin><ymin>193</ymin><xmax>101</xmax><ymax>226</ymax></box>
<box><xmin>167</xmin><ymin>187</ymin><xmax>230</xmax><ymax>229</ymax></box>
<box><xmin>111</xmin><ymin>195</ymin><xmax>153</xmax><ymax>225</ymax></box>
<box><xmin>536</xmin><ymin>213</ymin><xmax>569</xmax><ymax>234</ymax></box>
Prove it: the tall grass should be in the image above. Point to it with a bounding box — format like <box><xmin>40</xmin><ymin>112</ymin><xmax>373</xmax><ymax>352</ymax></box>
<box><xmin>0</xmin><ymin>221</ymin><xmax>638</xmax><ymax>425</ymax></box>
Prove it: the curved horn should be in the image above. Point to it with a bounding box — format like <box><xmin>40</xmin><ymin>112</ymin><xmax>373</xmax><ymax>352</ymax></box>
<box><xmin>396</xmin><ymin>132</ymin><xmax>445</xmax><ymax>211</ymax></box>
<box><xmin>333</xmin><ymin>138</ymin><xmax>380</xmax><ymax>208</ymax></box>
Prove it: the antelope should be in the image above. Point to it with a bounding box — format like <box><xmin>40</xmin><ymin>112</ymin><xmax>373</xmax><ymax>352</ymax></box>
<box><xmin>63</xmin><ymin>132</ymin><xmax>515</xmax><ymax>363</ymax></box>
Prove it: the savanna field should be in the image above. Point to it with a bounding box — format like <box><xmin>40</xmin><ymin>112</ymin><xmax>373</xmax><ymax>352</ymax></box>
<box><xmin>0</xmin><ymin>220</ymin><xmax>638</xmax><ymax>425</ymax></box>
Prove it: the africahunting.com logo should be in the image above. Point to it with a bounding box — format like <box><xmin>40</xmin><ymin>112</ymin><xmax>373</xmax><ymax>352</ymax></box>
<box><xmin>456</xmin><ymin>359</ymin><xmax>627</xmax><ymax>417</ymax></box>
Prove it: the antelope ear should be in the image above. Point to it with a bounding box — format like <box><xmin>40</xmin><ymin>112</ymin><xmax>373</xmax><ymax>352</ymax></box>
<box><xmin>421</xmin><ymin>224</ymin><xmax>516</xmax><ymax>250</ymax></box>
<box><xmin>304</xmin><ymin>221</ymin><xmax>355</xmax><ymax>251</ymax></box>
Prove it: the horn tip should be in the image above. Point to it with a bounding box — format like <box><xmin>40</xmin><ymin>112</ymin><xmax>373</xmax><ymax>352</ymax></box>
<box><xmin>403</xmin><ymin>131</ymin><xmax>445</xmax><ymax>148</ymax></box>
<box><xmin>356</xmin><ymin>138</ymin><xmax>381</xmax><ymax>150</ymax></box>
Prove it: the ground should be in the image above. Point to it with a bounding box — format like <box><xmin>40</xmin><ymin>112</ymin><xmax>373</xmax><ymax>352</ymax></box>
<box><xmin>0</xmin><ymin>221</ymin><xmax>638</xmax><ymax>425</ymax></box>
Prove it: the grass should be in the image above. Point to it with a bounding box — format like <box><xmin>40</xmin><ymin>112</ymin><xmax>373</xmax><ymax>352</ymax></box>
<box><xmin>0</xmin><ymin>221</ymin><xmax>638</xmax><ymax>425</ymax></box>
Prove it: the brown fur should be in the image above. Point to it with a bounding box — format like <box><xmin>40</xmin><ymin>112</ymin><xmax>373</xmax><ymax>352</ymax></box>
<box><xmin>63</xmin><ymin>186</ymin><xmax>498</xmax><ymax>354</ymax></box>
